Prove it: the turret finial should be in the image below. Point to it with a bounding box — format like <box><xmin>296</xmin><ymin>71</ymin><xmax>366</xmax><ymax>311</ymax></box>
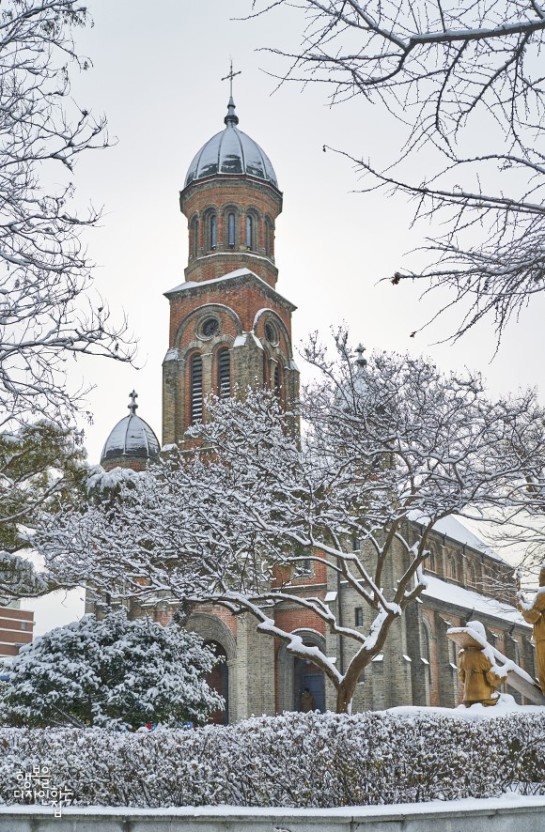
<box><xmin>221</xmin><ymin>60</ymin><xmax>241</xmax><ymax>126</ymax></box>
<box><xmin>128</xmin><ymin>389</ymin><xmax>138</xmax><ymax>415</ymax></box>
<box><xmin>355</xmin><ymin>344</ymin><xmax>367</xmax><ymax>369</ymax></box>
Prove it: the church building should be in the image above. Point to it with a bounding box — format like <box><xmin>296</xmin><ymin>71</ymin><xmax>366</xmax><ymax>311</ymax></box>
<box><xmin>98</xmin><ymin>94</ymin><xmax>536</xmax><ymax>722</ymax></box>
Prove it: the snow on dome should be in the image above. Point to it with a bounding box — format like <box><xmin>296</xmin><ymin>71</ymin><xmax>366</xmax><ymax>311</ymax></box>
<box><xmin>100</xmin><ymin>391</ymin><xmax>160</xmax><ymax>466</ymax></box>
<box><xmin>184</xmin><ymin>97</ymin><xmax>278</xmax><ymax>188</ymax></box>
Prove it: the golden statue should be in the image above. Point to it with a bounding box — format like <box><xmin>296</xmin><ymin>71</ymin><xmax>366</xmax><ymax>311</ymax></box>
<box><xmin>448</xmin><ymin>620</ymin><xmax>502</xmax><ymax>707</ymax></box>
<box><xmin>517</xmin><ymin>565</ymin><xmax>545</xmax><ymax>693</ymax></box>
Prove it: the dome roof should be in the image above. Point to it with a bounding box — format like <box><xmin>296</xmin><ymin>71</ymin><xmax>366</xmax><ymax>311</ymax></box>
<box><xmin>184</xmin><ymin>98</ymin><xmax>278</xmax><ymax>188</ymax></box>
<box><xmin>101</xmin><ymin>392</ymin><xmax>160</xmax><ymax>467</ymax></box>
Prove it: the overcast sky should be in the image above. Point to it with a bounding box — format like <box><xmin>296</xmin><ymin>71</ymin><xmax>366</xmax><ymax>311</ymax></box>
<box><xmin>23</xmin><ymin>1</ymin><xmax>545</xmax><ymax>632</ymax></box>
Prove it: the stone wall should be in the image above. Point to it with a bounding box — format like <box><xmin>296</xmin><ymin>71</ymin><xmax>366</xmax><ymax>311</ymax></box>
<box><xmin>2</xmin><ymin>798</ymin><xmax>545</xmax><ymax>832</ymax></box>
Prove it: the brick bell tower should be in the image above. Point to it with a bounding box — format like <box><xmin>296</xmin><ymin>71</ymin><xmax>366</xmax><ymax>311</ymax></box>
<box><xmin>162</xmin><ymin>92</ymin><xmax>299</xmax><ymax>446</ymax></box>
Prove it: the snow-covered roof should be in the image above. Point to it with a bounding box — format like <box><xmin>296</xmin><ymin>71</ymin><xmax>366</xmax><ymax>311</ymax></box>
<box><xmin>165</xmin><ymin>267</ymin><xmax>263</xmax><ymax>297</ymax></box>
<box><xmin>164</xmin><ymin>268</ymin><xmax>297</xmax><ymax>312</ymax></box>
<box><xmin>422</xmin><ymin>574</ymin><xmax>527</xmax><ymax>627</ymax></box>
<box><xmin>431</xmin><ymin>516</ymin><xmax>500</xmax><ymax>559</ymax></box>
<box><xmin>184</xmin><ymin>98</ymin><xmax>278</xmax><ymax>188</ymax></box>
<box><xmin>409</xmin><ymin>511</ymin><xmax>502</xmax><ymax>561</ymax></box>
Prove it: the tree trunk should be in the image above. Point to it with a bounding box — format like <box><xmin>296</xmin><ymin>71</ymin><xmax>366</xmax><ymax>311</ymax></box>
<box><xmin>335</xmin><ymin>684</ymin><xmax>352</xmax><ymax>714</ymax></box>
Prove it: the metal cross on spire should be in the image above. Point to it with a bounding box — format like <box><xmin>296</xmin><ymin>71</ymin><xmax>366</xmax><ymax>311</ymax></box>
<box><xmin>221</xmin><ymin>59</ymin><xmax>242</xmax><ymax>98</ymax></box>
<box><xmin>128</xmin><ymin>389</ymin><xmax>138</xmax><ymax>415</ymax></box>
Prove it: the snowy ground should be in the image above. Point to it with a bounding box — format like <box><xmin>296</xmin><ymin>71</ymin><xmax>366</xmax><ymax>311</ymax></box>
<box><xmin>386</xmin><ymin>693</ymin><xmax>545</xmax><ymax>719</ymax></box>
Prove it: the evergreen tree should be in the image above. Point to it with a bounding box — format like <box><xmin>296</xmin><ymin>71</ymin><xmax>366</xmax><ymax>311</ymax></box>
<box><xmin>0</xmin><ymin>611</ymin><xmax>223</xmax><ymax>729</ymax></box>
<box><xmin>0</xmin><ymin>421</ymin><xmax>87</xmax><ymax>602</ymax></box>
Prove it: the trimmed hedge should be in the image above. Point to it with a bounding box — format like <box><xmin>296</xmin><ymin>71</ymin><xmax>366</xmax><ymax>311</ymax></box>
<box><xmin>0</xmin><ymin>711</ymin><xmax>544</xmax><ymax>808</ymax></box>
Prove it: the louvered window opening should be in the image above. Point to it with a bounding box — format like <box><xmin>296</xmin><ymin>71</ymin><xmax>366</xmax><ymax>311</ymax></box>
<box><xmin>218</xmin><ymin>349</ymin><xmax>231</xmax><ymax>399</ymax></box>
<box><xmin>190</xmin><ymin>353</ymin><xmax>203</xmax><ymax>424</ymax></box>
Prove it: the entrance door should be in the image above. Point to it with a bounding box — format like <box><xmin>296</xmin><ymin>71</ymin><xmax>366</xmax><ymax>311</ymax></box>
<box><xmin>294</xmin><ymin>653</ymin><xmax>325</xmax><ymax>712</ymax></box>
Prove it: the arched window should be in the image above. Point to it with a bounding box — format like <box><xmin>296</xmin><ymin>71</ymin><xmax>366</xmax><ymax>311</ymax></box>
<box><xmin>262</xmin><ymin>351</ymin><xmax>269</xmax><ymax>387</ymax></box>
<box><xmin>264</xmin><ymin>216</ymin><xmax>273</xmax><ymax>257</ymax></box>
<box><xmin>274</xmin><ymin>363</ymin><xmax>282</xmax><ymax>399</ymax></box>
<box><xmin>209</xmin><ymin>213</ymin><xmax>217</xmax><ymax>250</ymax></box>
<box><xmin>190</xmin><ymin>353</ymin><xmax>203</xmax><ymax>424</ymax></box>
<box><xmin>245</xmin><ymin>214</ymin><xmax>253</xmax><ymax>249</ymax></box>
<box><xmin>190</xmin><ymin>215</ymin><xmax>199</xmax><ymax>258</ymax></box>
<box><xmin>426</xmin><ymin>546</ymin><xmax>437</xmax><ymax>573</ymax></box>
<box><xmin>420</xmin><ymin>620</ymin><xmax>432</xmax><ymax>703</ymax></box>
<box><xmin>217</xmin><ymin>348</ymin><xmax>231</xmax><ymax>398</ymax></box>
<box><xmin>514</xmin><ymin>639</ymin><xmax>521</xmax><ymax>668</ymax></box>
<box><xmin>448</xmin><ymin>638</ymin><xmax>458</xmax><ymax>670</ymax></box>
<box><xmin>227</xmin><ymin>212</ymin><xmax>236</xmax><ymax>248</ymax></box>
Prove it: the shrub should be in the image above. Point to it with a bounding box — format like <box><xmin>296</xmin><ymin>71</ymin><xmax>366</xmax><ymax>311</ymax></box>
<box><xmin>0</xmin><ymin>710</ymin><xmax>544</xmax><ymax>807</ymax></box>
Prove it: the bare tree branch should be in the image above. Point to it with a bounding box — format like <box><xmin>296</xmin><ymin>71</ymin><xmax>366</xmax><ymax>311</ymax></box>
<box><xmin>250</xmin><ymin>0</ymin><xmax>545</xmax><ymax>342</ymax></box>
<box><xmin>0</xmin><ymin>0</ymin><xmax>135</xmax><ymax>428</ymax></box>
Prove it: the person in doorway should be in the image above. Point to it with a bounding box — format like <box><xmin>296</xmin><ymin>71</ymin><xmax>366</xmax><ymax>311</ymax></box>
<box><xmin>300</xmin><ymin>687</ymin><xmax>315</xmax><ymax>712</ymax></box>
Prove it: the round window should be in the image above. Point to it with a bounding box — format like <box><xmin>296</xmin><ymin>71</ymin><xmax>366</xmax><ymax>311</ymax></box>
<box><xmin>265</xmin><ymin>321</ymin><xmax>278</xmax><ymax>345</ymax></box>
<box><xmin>200</xmin><ymin>317</ymin><xmax>220</xmax><ymax>339</ymax></box>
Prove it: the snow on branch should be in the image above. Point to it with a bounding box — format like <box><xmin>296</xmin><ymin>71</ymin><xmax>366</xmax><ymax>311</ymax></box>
<box><xmin>36</xmin><ymin>335</ymin><xmax>545</xmax><ymax>711</ymax></box>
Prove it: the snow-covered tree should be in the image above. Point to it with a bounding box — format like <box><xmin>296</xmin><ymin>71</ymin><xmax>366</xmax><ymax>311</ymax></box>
<box><xmin>37</xmin><ymin>334</ymin><xmax>545</xmax><ymax>712</ymax></box>
<box><xmin>249</xmin><ymin>0</ymin><xmax>545</xmax><ymax>343</ymax></box>
<box><xmin>0</xmin><ymin>421</ymin><xmax>88</xmax><ymax>602</ymax></box>
<box><xmin>0</xmin><ymin>610</ymin><xmax>223</xmax><ymax>729</ymax></box>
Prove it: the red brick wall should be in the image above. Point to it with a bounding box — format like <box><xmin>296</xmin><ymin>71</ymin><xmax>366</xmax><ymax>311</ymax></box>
<box><xmin>167</xmin><ymin>274</ymin><xmax>295</xmax><ymax>348</ymax></box>
<box><xmin>0</xmin><ymin>607</ymin><xmax>33</xmax><ymax>659</ymax></box>
<box><xmin>180</xmin><ymin>175</ymin><xmax>282</xmax><ymax>288</ymax></box>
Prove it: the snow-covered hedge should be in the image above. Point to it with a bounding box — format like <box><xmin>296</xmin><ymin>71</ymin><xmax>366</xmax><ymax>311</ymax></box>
<box><xmin>0</xmin><ymin>711</ymin><xmax>544</xmax><ymax>808</ymax></box>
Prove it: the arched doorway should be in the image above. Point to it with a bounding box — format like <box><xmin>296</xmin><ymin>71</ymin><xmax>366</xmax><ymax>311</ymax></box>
<box><xmin>293</xmin><ymin>647</ymin><xmax>326</xmax><ymax>713</ymax></box>
<box><xmin>277</xmin><ymin>631</ymin><xmax>327</xmax><ymax>713</ymax></box>
<box><xmin>204</xmin><ymin>640</ymin><xmax>229</xmax><ymax>724</ymax></box>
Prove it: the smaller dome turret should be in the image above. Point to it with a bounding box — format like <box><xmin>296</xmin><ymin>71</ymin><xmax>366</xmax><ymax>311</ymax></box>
<box><xmin>100</xmin><ymin>391</ymin><xmax>160</xmax><ymax>472</ymax></box>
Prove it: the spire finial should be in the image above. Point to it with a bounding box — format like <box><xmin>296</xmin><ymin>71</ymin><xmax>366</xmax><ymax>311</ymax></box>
<box><xmin>355</xmin><ymin>344</ymin><xmax>367</xmax><ymax>369</ymax></box>
<box><xmin>221</xmin><ymin>60</ymin><xmax>241</xmax><ymax>126</ymax></box>
<box><xmin>128</xmin><ymin>390</ymin><xmax>138</xmax><ymax>415</ymax></box>
<box><xmin>221</xmin><ymin>59</ymin><xmax>242</xmax><ymax>98</ymax></box>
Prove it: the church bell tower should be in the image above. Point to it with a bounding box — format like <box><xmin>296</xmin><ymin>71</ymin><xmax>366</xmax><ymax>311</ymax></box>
<box><xmin>162</xmin><ymin>93</ymin><xmax>299</xmax><ymax>446</ymax></box>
